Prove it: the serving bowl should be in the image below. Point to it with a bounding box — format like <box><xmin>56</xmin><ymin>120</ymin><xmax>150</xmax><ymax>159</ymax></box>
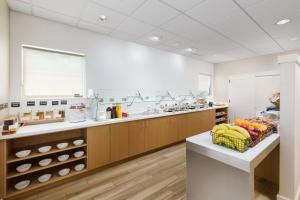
<box><xmin>58</xmin><ymin>154</ymin><xmax>69</xmax><ymax>162</ymax></box>
<box><xmin>74</xmin><ymin>164</ymin><xmax>85</xmax><ymax>172</ymax></box>
<box><xmin>16</xmin><ymin>163</ymin><xmax>32</xmax><ymax>173</ymax></box>
<box><xmin>58</xmin><ymin>168</ymin><xmax>70</xmax><ymax>177</ymax></box>
<box><xmin>38</xmin><ymin>146</ymin><xmax>52</xmax><ymax>153</ymax></box>
<box><xmin>14</xmin><ymin>180</ymin><xmax>30</xmax><ymax>190</ymax></box>
<box><xmin>73</xmin><ymin>151</ymin><xmax>84</xmax><ymax>158</ymax></box>
<box><xmin>56</xmin><ymin>142</ymin><xmax>69</xmax><ymax>149</ymax></box>
<box><xmin>39</xmin><ymin>158</ymin><xmax>52</xmax><ymax>167</ymax></box>
<box><xmin>38</xmin><ymin>174</ymin><xmax>52</xmax><ymax>183</ymax></box>
<box><xmin>15</xmin><ymin>150</ymin><xmax>31</xmax><ymax>158</ymax></box>
<box><xmin>73</xmin><ymin>139</ymin><xmax>84</xmax><ymax>146</ymax></box>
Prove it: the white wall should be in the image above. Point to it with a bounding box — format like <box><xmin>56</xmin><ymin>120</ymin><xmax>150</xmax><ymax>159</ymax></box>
<box><xmin>9</xmin><ymin>12</ymin><xmax>213</xmax><ymax>107</ymax></box>
<box><xmin>214</xmin><ymin>52</ymin><xmax>299</xmax><ymax>103</ymax></box>
<box><xmin>0</xmin><ymin>0</ymin><xmax>9</xmax><ymax>122</ymax></box>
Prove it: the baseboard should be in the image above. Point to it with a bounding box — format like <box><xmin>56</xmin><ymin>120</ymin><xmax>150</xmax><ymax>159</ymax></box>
<box><xmin>277</xmin><ymin>194</ymin><xmax>291</xmax><ymax>200</ymax></box>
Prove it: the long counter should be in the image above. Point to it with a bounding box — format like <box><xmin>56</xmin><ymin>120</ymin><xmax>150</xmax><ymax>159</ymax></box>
<box><xmin>0</xmin><ymin>106</ymin><xmax>226</xmax><ymax>140</ymax></box>
<box><xmin>1</xmin><ymin>106</ymin><xmax>226</xmax><ymax>200</ymax></box>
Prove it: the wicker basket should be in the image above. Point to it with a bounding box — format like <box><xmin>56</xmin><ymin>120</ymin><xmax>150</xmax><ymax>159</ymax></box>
<box><xmin>211</xmin><ymin>132</ymin><xmax>250</xmax><ymax>153</ymax></box>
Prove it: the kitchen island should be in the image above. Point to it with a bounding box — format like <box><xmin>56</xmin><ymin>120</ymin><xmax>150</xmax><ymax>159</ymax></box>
<box><xmin>186</xmin><ymin>131</ymin><xmax>279</xmax><ymax>200</ymax></box>
<box><xmin>0</xmin><ymin>106</ymin><xmax>226</xmax><ymax>200</ymax></box>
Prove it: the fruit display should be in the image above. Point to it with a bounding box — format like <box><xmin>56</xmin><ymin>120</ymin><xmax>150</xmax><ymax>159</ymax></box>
<box><xmin>211</xmin><ymin>123</ymin><xmax>251</xmax><ymax>152</ymax></box>
<box><xmin>235</xmin><ymin>119</ymin><xmax>269</xmax><ymax>146</ymax></box>
<box><xmin>246</xmin><ymin>116</ymin><xmax>278</xmax><ymax>133</ymax></box>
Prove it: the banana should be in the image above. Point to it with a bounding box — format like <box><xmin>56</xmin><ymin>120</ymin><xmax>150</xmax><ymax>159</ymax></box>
<box><xmin>220</xmin><ymin>123</ymin><xmax>231</xmax><ymax>129</ymax></box>
<box><xmin>230</xmin><ymin>125</ymin><xmax>250</xmax><ymax>139</ymax></box>
<box><xmin>223</xmin><ymin>130</ymin><xmax>247</xmax><ymax>140</ymax></box>
<box><xmin>212</xmin><ymin>124</ymin><xmax>230</xmax><ymax>133</ymax></box>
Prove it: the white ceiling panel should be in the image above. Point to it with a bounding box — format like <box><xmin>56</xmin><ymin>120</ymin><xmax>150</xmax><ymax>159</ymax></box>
<box><xmin>32</xmin><ymin>7</ymin><xmax>78</xmax><ymax>26</ymax></box>
<box><xmin>80</xmin><ymin>1</ymin><xmax>127</xmax><ymax>29</ymax></box>
<box><xmin>235</xmin><ymin>0</ymin><xmax>300</xmax><ymax>50</ymax></box>
<box><xmin>91</xmin><ymin>0</ymin><xmax>146</xmax><ymax>15</ymax></box>
<box><xmin>132</xmin><ymin>0</ymin><xmax>180</xmax><ymax>26</ymax></box>
<box><xmin>7</xmin><ymin>0</ymin><xmax>32</xmax><ymax>14</ymax></box>
<box><xmin>78</xmin><ymin>20</ymin><xmax>113</xmax><ymax>34</ymax></box>
<box><xmin>113</xmin><ymin>17</ymin><xmax>154</xmax><ymax>37</ymax></box>
<box><xmin>110</xmin><ymin>30</ymin><xmax>139</xmax><ymax>42</ymax></box>
<box><xmin>159</xmin><ymin>0</ymin><xmax>206</xmax><ymax>12</ymax></box>
<box><xmin>186</xmin><ymin>0</ymin><xmax>283</xmax><ymax>54</ymax></box>
<box><xmin>32</xmin><ymin>0</ymin><xmax>87</xmax><ymax>18</ymax></box>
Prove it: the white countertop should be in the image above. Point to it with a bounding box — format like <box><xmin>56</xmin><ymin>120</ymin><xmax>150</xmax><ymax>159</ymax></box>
<box><xmin>1</xmin><ymin>106</ymin><xmax>226</xmax><ymax>140</ymax></box>
<box><xmin>186</xmin><ymin>131</ymin><xmax>280</xmax><ymax>173</ymax></box>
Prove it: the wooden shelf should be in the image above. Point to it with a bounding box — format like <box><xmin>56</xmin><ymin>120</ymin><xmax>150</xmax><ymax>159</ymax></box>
<box><xmin>6</xmin><ymin>169</ymin><xmax>87</xmax><ymax>198</ymax></box>
<box><xmin>7</xmin><ymin>156</ymin><xmax>86</xmax><ymax>179</ymax></box>
<box><xmin>7</xmin><ymin>144</ymin><xmax>87</xmax><ymax>164</ymax></box>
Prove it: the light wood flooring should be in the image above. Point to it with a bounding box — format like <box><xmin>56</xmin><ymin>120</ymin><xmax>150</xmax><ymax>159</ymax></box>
<box><xmin>24</xmin><ymin>143</ymin><xmax>278</xmax><ymax>200</ymax></box>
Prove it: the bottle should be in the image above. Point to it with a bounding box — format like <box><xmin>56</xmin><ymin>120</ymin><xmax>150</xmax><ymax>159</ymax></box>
<box><xmin>106</xmin><ymin>107</ymin><xmax>112</xmax><ymax>119</ymax></box>
<box><xmin>116</xmin><ymin>104</ymin><xmax>122</xmax><ymax>118</ymax></box>
<box><xmin>112</xmin><ymin>106</ymin><xmax>117</xmax><ymax>119</ymax></box>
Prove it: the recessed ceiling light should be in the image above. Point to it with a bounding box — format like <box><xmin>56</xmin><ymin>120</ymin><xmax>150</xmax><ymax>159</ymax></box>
<box><xmin>184</xmin><ymin>48</ymin><xmax>194</xmax><ymax>52</ymax></box>
<box><xmin>276</xmin><ymin>18</ymin><xmax>291</xmax><ymax>25</ymax></box>
<box><xmin>291</xmin><ymin>37</ymin><xmax>299</xmax><ymax>41</ymax></box>
<box><xmin>149</xmin><ymin>36</ymin><xmax>161</xmax><ymax>41</ymax></box>
<box><xmin>99</xmin><ymin>15</ymin><xmax>107</xmax><ymax>21</ymax></box>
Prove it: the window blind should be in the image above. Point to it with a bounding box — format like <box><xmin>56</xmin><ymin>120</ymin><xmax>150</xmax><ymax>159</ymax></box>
<box><xmin>22</xmin><ymin>46</ymin><xmax>86</xmax><ymax>98</ymax></box>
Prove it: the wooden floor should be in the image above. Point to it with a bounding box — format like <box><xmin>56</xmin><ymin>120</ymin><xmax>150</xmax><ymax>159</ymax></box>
<box><xmin>24</xmin><ymin>143</ymin><xmax>278</xmax><ymax>200</ymax></box>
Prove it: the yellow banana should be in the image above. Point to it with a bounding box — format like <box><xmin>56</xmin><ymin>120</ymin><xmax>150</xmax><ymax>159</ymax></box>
<box><xmin>230</xmin><ymin>125</ymin><xmax>250</xmax><ymax>139</ymax></box>
<box><xmin>223</xmin><ymin>130</ymin><xmax>247</xmax><ymax>140</ymax></box>
<box><xmin>214</xmin><ymin>136</ymin><xmax>235</xmax><ymax>149</ymax></box>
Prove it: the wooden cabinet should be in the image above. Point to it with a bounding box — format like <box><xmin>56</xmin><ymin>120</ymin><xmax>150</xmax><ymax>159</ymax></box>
<box><xmin>166</xmin><ymin>116</ymin><xmax>180</xmax><ymax>144</ymax></box>
<box><xmin>186</xmin><ymin>110</ymin><xmax>215</xmax><ymax>137</ymax></box>
<box><xmin>87</xmin><ymin>126</ymin><xmax>110</xmax><ymax>170</ymax></box>
<box><xmin>128</xmin><ymin>120</ymin><xmax>145</xmax><ymax>156</ymax></box>
<box><xmin>110</xmin><ymin>123</ymin><xmax>129</xmax><ymax>162</ymax></box>
<box><xmin>177</xmin><ymin>114</ymin><xmax>189</xmax><ymax>140</ymax></box>
<box><xmin>144</xmin><ymin>117</ymin><xmax>169</xmax><ymax>151</ymax></box>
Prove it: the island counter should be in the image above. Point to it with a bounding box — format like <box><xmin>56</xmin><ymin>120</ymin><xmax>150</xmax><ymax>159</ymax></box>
<box><xmin>186</xmin><ymin>131</ymin><xmax>279</xmax><ymax>200</ymax></box>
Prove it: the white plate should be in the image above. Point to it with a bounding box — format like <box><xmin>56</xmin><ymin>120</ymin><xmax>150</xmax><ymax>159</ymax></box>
<box><xmin>16</xmin><ymin>163</ymin><xmax>32</xmax><ymax>173</ymax></box>
<box><xmin>73</xmin><ymin>139</ymin><xmax>84</xmax><ymax>146</ymax></box>
<box><xmin>73</xmin><ymin>151</ymin><xmax>84</xmax><ymax>158</ymax></box>
<box><xmin>58</xmin><ymin>168</ymin><xmax>70</xmax><ymax>177</ymax></box>
<box><xmin>14</xmin><ymin>180</ymin><xmax>30</xmax><ymax>190</ymax></box>
<box><xmin>38</xmin><ymin>146</ymin><xmax>52</xmax><ymax>153</ymax></box>
<box><xmin>15</xmin><ymin>150</ymin><xmax>31</xmax><ymax>158</ymax></box>
<box><xmin>38</xmin><ymin>174</ymin><xmax>52</xmax><ymax>183</ymax></box>
<box><xmin>39</xmin><ymin>158</ymin><xmax>52</xmax><ymax>167</ymax></box>
<box><xmin>57</xmin><ymin>154</ymin><xmax>69</xmax><ymax>162</ymax></box>
<box><xmin>74</xmin><ymin>164</ymin><xmax>85</xmax><ymax>172</ymax></box>
<box><xmin>56</xmin><ymin>142</ymin><xmax>69</xmax><ymax>149</ymax></box>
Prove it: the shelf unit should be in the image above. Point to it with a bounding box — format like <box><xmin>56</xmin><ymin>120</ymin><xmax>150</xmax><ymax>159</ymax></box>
<box><xmin>215</xmin><ymin>107</ymin><xmax>228</xmax><ymax>124</ymax></box>
<box><xmin>4</xmin><ymin>129</ymin><xmax>87</xmax><ymax>199</ymax></box>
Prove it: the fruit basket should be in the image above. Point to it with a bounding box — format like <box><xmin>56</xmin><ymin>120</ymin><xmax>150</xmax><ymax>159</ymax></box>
<box><xmin>211</xmin><ymin>132</ymin><xmax>250</xmax><ymax>153</ymax></box>
<box><xmin>211</xmin><ymin>124</ymin><xmax>251</xmax><ymax>153</ymax></box>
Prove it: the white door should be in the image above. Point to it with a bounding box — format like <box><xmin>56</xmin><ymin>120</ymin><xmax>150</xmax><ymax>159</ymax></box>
<box><xmin>255</xmin><ymin>71</ymin><xmax>280</xmax><ymax>112</ymax></box>
<box><xmin>228</xmin><ymin>74</ymin><xmax>256</xmax><ymax>123</ymax></box>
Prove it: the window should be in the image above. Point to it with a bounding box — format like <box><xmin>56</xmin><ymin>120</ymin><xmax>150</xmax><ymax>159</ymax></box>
<box><xmin>22</xmin><ymin>45</ymin><xmax>86</xmax><ymax>98</ymax></box>
<box><xmin>198</xmin><ymin>74</ymin><xmax>212</xmax><ymax>96</ymax></box>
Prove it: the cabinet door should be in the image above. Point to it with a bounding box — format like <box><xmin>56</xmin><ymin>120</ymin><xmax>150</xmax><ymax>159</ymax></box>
<box><xmin>87</xmin><ymin>126</ymin><xmax>110</xmax><ymax>170</ymax></box>
<box><xmin>187</xmin><ymin>110</ymin><xmax>215</xmax><ymax>137</ymax></box>
<box><xmin>110</xmin><ymin>123</ymin><xmax>129</xmax><ymax>162</ymax></box>
<box><xmin>167</xmin><ymin>116</ymin><xmax>179</xmax><ymax>144</ymax></box>
<box><xmin>177</xmin><ymin>114</ymin><xmax>189</xmax><ymax>141</ymax></box>
<box><xmin>129</xmin><ymin>120</ymin><xmax>145</xmax><ymax>156</ymax></box>
<box><xmin>144</xmin><ymin>117</ymin><xmax>168</xmax><ymax>151</ymax></box>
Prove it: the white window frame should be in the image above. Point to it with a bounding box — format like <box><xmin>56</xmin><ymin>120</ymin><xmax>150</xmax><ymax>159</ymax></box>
<box><xmin>198</xmin><ymin>73</ymin><xmax>212</xmax><ymax>96</ymax></box>
<box><xmin>21</xmin><ymin>45</ymin><xmax>86</xmax><ymax>99</ymax></box>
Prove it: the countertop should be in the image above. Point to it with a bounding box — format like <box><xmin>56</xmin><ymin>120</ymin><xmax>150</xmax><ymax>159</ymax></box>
<box><xmin>1</xmin><ymin>106</ymin><xmax>227</xmax><ymax>140</ymax></box>
<box><xmin>186</xmin><ymin>131</ymin><xmax>280</xmax><ymax>172</ymax></box>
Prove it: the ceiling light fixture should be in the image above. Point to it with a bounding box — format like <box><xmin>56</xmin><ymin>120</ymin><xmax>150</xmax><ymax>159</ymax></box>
<box><xmin>276</xmin><ymin>18</ymin><xmax>291</xmax><ymax>25</ymax></box>
<box><xmin>291</xmin><ymin>37</ymin><xmax>299</xmax><ymax>41</ymax></box>
<box><xmin>184</xmin><ymin>48</ymin><xmax>194</xmax><ymax>52</ymax></box>
<box><xmin>99</xmin><ymin>15</ymin><xmax>107</xmax><ymax>22</ymax></box>
<box><xmin>149</xmin><ymin>36</ymin><xmax>161</xmax><ymax>41</ymax></box>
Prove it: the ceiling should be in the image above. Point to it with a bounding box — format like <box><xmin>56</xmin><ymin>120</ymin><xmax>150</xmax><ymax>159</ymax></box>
<box><xmin>7</xmin><ymin>0</ymin><xmax>300</xmax><ymax>63</ymax></box>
